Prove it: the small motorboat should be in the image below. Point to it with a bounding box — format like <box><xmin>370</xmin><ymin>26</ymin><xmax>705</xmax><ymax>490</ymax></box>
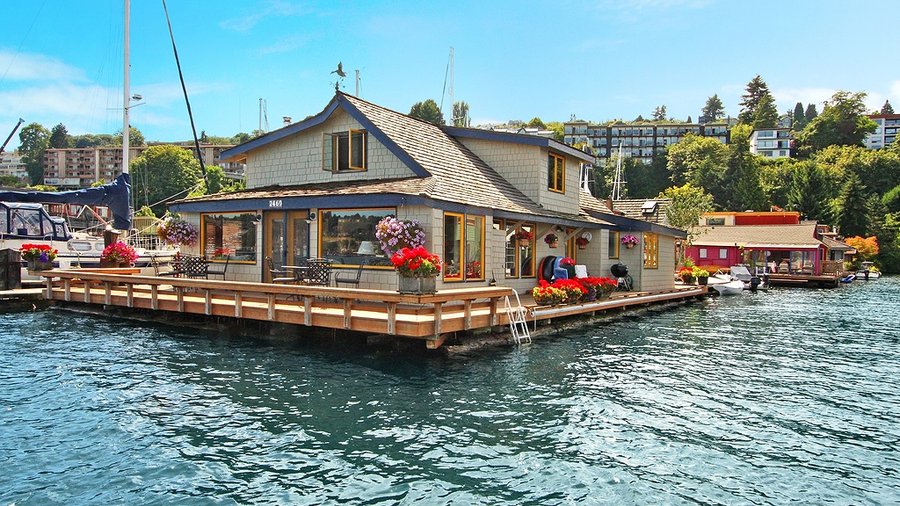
<box><xmin>856</xmin><ymin>261</ymin><xmax>881</xmax><ymax>280</ymax></box>
<box><xmin>840</xmin><ymin>274</ymin><xmax>856</xmax><ymax>283</ymax></box>
<box><xmin>711</xmin><ymin>279</ymin><xmax>745</xmax><ymax>296</ymax></box>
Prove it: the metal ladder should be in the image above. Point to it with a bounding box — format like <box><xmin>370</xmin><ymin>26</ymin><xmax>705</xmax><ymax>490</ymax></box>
<box><xmin>504</xmin><ymin>290</ymin><xmax>531</xmax><ymax>345</ymax></box>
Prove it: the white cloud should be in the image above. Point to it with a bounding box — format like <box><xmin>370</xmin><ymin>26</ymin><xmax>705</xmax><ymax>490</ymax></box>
<box><xmin>0</xmin><ymin>50</ymin><xmax>87</xmax><ymax>82</ymax></box>
<box><xmin>219</xmin><ymin>0</ymin><xmax>313</xmax><ymax>32</ymax></box>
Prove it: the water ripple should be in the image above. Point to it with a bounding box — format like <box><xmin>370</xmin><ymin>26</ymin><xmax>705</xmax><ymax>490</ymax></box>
<box><xmin>1</xmin><ymin>280</ymin><xmax>899</xmax><ymax>504</ymax></box>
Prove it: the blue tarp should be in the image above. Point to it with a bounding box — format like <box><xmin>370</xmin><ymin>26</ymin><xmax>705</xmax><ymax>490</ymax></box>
<box><xmin>0</xmin><ymin>173</ymin><xmax>132</xmax><ymax>230</ymax></box>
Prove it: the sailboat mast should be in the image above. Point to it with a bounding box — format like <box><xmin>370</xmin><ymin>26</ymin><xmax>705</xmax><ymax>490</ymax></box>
<box><xmin>122</xmin><ymin>0</ymin><xmax>131</xmax><ymax>175</ymax></box>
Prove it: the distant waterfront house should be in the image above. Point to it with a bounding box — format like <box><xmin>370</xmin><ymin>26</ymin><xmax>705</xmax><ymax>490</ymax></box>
<box><xmin>168</xmin><ymin>92</ymin><xmax>685</xmax><ymax>293</ymax></box>
<box><xmin>686</xmin><ymin>211</ymin><xmax>853</xmax><ymax>275</ymax></box>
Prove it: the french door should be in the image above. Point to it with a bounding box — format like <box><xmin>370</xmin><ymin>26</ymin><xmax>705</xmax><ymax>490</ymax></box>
<box><xmin>263</xmin><ymin>210</ymin><xmax>309</xmax><ymax>282</ymax></box>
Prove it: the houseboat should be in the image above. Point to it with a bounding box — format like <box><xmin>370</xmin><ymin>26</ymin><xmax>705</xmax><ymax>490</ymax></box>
<box><xmin>168</xmin><ymin>92</ymin><xmax>687</xmax><ymax>295</ymax></box>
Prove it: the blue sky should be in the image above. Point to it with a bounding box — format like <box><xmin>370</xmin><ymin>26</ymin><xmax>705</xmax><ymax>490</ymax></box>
<box><xmin>2</xmin><ymin>0</ymin><xmax>898</xmax><ymax>149</ymax></box>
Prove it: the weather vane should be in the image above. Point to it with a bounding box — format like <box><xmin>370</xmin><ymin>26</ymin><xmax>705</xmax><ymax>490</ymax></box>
<box><xmin>331</xmin><ymin>62</ymin><xmax>347</xmax><ymax>92</ymax></box>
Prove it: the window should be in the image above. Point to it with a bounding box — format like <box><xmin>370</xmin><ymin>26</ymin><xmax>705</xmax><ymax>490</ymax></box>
<box><xmin>320</xmin><ymin>208</ymin><xmax>394</xmax><ymax>267</ymax></box>
<box><xmin>323</xmin><ymin>129</ymin><xmax>367</xmax><ymax>172</ymax></box>
<box><xmin>719</xmin><ymin>248</ymin><xmax>728</xmax><ymax>259</ymax></box>
<box><xmin>643</xmin><ymin>232</ymin><xmax>658</xmax><ymax>269</ymax></box>
<box><xmin>699</xmin><ymin>248</ymin><xmax>707</xmax><ymax>259</ymax></box>
<box><xmin>201</xmin><ymin>213</ymin><xmax>258</xmax><ymax>263</ymax></box>
<box><xmin>705</xmin><ymin>217</ymin><xmax>725</xmax><ymax>226</ymax></box>
<box><xmin>608</xmin><ymin>231</ymin><xmax>619</xmax><ymax>259</ymax></box>
<box><xmin>547</xmin><ymin>153</ymin><xmax>565</xmax><ymax>193</ymax></box>
<box><xmin>443</xmin><ymin>212</ymin><xmax>485</xmax><ymax>281</ymax></box>
<box><xmin>503</xmin><ymin>221</ymin><xmax>535</xmax><ymax>278</ymax></box>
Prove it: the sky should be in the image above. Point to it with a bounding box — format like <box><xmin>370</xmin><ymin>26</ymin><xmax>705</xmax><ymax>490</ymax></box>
<box><xmin>2</xmin><ymin>0</ymin><xmax>899</xmax><ymax>150</ymax></box>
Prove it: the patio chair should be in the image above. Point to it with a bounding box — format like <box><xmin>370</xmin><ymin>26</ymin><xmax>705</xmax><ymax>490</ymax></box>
<box><xmin>266</xmin><ymin>256</ymin><xmax>296</xmax><ymax>284</ymax></box>
<box><xmin>304</xmin><ymin>258</ymin><xmax>333</xmax><ymax>286</ymax></box>
<box><xmin>207</xmin><ymin>255</ymin><xmax>229</xmax><ymax>280</ymax></box>
<box><xmin>181</xmin><ymin>255</ymin><xmax>209</xmax><ymax>279</ymax></box>
<box><xmin>334</xmin><ymin>261</ymin><xmax>365</xmax><ymax>288</ymax></box>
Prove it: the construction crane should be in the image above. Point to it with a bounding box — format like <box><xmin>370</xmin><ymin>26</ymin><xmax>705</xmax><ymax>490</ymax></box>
<box><xmin>0</xmin><ymin>118</ymin><xmax>25</xmax><ymax>155</ymax></box>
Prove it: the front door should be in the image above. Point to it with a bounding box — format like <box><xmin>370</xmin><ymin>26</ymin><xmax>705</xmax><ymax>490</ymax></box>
<box><xmin>263</xmin><ymin>210</ymin><xmax>309</xmax><ymax>282</ymax></box>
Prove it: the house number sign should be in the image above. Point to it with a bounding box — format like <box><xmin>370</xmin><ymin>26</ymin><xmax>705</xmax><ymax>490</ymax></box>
<box><xmin>268</xmin><ymin>200</ymin><xmax>283</xmax><ymax>208</ymax></box>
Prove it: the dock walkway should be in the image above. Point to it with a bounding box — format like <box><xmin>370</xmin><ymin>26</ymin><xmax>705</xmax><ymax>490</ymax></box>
<box><xmin>37</xmin><ymin>270</ymin><xmax>707</xmax><ymax>348</ymax></box>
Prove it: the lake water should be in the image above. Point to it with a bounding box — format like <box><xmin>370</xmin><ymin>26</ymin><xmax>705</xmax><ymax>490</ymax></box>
<box><xmin>2</xmin><ymin>279</ymin><xmax>898</xmax><ymax>504</ymax></box>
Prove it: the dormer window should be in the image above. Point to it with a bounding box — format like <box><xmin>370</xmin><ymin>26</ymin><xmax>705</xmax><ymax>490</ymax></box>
<box><xmin>548</xmin><ymin>153</ymin><xmax>565</xmax><ymax>193</ymax></box>
<box><xmin>323</xmin><ymin>129</ymin><xmax>367</xmax><ymax>172</ymax></box>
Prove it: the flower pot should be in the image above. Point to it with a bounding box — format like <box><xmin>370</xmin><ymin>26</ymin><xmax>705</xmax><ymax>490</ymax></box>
<box><xmin>548</xmin><ymin>241</ymin><xmax>558</xmax><ymax>249</ymax></box>
<box><xmin>625</xmin><ymin>243</ymin><xmax>635</xmax><ymax>249</ymax></box>
<box><xmin>697</xmin><ymin>276</ymin><xmax>708</xmax><ymax>286</ymax></box>
<box><xmin>577</xmin><ymin>244</ymin><xmax>586</xmax><ymax>250</ymax></box>
<box><xmin>518</xmin><ymin>239</ymin><xmax>530</xmax><ymax>248</ymax></box>
<box><xmin>27</xmin><ymin>259</ymin><xmax>54</xmax><ymax>271</ymax></box>
<box><xmin>398</xmin><ymin>275</ymin><xmax>437</xmax><ymax>295</ymax></box>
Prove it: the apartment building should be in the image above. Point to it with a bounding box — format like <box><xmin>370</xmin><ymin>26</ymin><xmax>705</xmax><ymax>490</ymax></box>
<box><xmin>865</xmin><ymin>114</ymin><xmax>899</xmax><ymax>149</ymax></box>
<box><xmin>563</xmin><ymin>120</ymin><xmax>731</xmax><ymax>164</ymax></box>
<box><xmin>0</xmin><ymin>152</ymin><xmax>28</xmax><ymax>182</ymax></box>
<box><xmin>42</xmin><ymin>143</ymin><xmax>243</xmax><ymax>189</ymax></box>
<box><xmin>749</xmin><ymin>128</ymin><xmax>793</xmax><ymax>158</ymax></box>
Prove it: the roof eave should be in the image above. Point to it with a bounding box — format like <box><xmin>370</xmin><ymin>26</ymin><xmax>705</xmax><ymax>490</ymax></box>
<box><xmin>442</xmin><ymin>126</ymin><xmax>594</xmax><ymax>163</ymax></box>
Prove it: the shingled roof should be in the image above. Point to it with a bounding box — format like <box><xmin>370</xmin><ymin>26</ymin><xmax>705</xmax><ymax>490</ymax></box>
<box><xmin>692</xmin><ymin>223</ymin><xmax>822</xmax><ymax>249</ymax></box>
<box><xmin>609</xmin><ymin>198</ymin><xmax>673</xmax><ymax>227</ymax></box>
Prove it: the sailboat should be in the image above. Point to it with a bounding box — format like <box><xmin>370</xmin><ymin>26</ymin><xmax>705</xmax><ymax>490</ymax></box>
<box><xmin>0</xmin><ymin>0</ymin><xmax>177</xmax><ymax>279</ymax></box>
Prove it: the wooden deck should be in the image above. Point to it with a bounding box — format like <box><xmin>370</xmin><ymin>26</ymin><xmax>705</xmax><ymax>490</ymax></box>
<box><xmin>37</xmin><ymin>270</ymin><xmax>708</xmax><ymax>348</ymax></box>
<box><xmin>765</xmin><ymin>273</ymin><xmax>840</xmax><ymax>288</ymax></box>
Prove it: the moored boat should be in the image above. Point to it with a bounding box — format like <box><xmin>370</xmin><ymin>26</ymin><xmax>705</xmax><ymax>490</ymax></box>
<box><xmin>856</xmin><ymin>261</ymin><xmax>881</xmax><ymax>280</ymax></box>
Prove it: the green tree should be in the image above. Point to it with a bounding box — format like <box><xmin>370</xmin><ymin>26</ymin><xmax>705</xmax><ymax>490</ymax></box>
<box><xmin>738</xmin><ymin>75</ymin><xmax>772</xmax><ymax>124</ymax></box>
<box><xmin>796</xmin><ymin>91</ymin><xmax>877</xmax><ymax>156</ymax></box>
<box><xmin>792</xmin><ymin>102</ymin><xmax>806</xmax><ymax>129</ymax></box>
<box><xmin>652</xmin><ymin>105</ymin><xmax>667</xmax><ymax>121</ymax></box>
<box><xmin>835</xmin><ymin>172</ymin><xmax>869</xmax><ymax>237</ymax></box>
<box><xmin>665</xmin><ymin>133</ymin><xmax>727</xmax><ymax>200</ymax></box>
<box><xmin>130</xmin><ymin>145</ymin><xmax>203</xmax><ymax>216</ymax></box>
<box><xmin>702</xmin><ymin>94</ymin><xmax>725</xmax><ymax>121</ymax></box>
<box><xmin>626</xmin><ymin>151</ymin><xmax>671</xmax><ymax>198</ymax></box>
<box><xmin>634</xmin><ymin>114</ymin><xmax>646</xmax><ymax>122</ymax></box>
<box><xmin>18</xmin><ymin>122</ymin><xmax>50</xmax><ymax>185</ymax></box>
<box><xmin>723</xmin><ymin>124</ymin><xmax>766</xmax><ymax>210</ymax></box>
<box><xmin>544</xmin><ymin>121</ymin><xmax>565</xmax><ymax>142</ymax></box>
<box><xmin>785</xmin><ymin>160</ymin><xmax>837</xmax><ymax>222</ymax></box>
<box><xmin>452</xmin><ymin>101</ymin><xmax>470</xmax><ymax>127</ymax></box>
<box><xmin>883</xmin><ymin>184</ymin><xmax>900</xmax><ymax>214</ymax></box>
<box><xmin>49</xmin><ymin>123</ymin><xmax>70</xmax><ymax>148</ymax></box>
<box><xmin>526</xmin><ymin>117</ymin><xmax>546</xmax><ymax>129</ymax></box>
<box><xmin>659</xmin><ymin>183</ymin><xmax>714</xmax><ymax>244</ymax></box>
<box><xmin>409</xmin><ymin>99</ymin><xmax>445</xmax><ymax>125</ymax></box>
<box><xmin>197</xmin><ymin>165</ymin><xmax>245</xmax><ymax>195</ymax></box>
<box><xmin>881</xmin><ymin>100</ymin><xmax>894</xmax><ymax>115</ymax></box>
<box><xmin>114</xmin><ymin>127</ymin><xmax>145</xmax><ymax>146</ymax></box>
<box><xmin>751</xmin><ymin>93</ymin><xmax>779</xmax><ymax>129</ymax></box>
<box><xmin>804</xmin><ymin>103</ymin><xmax>818</xmax><ymax>124</ymax></box>
<box><xmin>232</xmin><ymin>132</ymin><xmax>252</xmax><ymax>144</ymax></box>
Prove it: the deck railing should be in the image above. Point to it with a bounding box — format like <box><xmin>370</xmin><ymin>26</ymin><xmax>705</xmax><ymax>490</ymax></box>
<box><xmin>40</xmin><ymin>270</ymin><xmax>512</xmax><ymax>346</ymax></box>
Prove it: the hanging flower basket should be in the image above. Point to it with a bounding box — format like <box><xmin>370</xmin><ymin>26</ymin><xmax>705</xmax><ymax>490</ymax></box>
<box><xmin>621</xmin><ymin>234</ymin><xmax>639</xmax><ymax>249</ymax></box>
<box><xmin>576</xmin><ymin>236</ymin><xmax>589</xmax><ymax>250</ymax></box>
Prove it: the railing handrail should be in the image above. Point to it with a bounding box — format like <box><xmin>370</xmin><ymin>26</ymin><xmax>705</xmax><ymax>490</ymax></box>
<box><xmin>40</xmin><ymin>270</ymin><xmax>513</xmax><ymax>304</ymax></box>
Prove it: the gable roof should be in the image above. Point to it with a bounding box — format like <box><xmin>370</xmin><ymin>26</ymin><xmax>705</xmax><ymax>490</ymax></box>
<box><xmin>692</xmin><ymin>223</ymin><xmax>822</xmax><ymax>249</ymax></box>
<box><xmin>441</xmin><ymin>126</ymin><xmax>595</xmax><ymax>163</ymax></box>
<box><xmin>179</xmin><ymin>93</ymin><xmax>614</xmax><ymax>228</ymax></box>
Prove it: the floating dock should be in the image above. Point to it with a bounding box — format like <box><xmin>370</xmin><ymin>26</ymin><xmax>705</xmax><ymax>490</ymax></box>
<box><xmin>36</xmin><ymin>270</ymin><xmax>708</xmax><ymax>349</ymax></box>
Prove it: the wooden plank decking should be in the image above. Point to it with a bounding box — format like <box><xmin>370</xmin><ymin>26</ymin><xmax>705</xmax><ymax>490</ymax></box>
<box><xmin>38</xmin><ymin>270</ymin><xmax>708</xmax><ymax>348</ymax></box>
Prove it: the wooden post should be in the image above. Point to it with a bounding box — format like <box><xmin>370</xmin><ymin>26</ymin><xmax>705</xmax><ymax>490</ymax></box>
<box><xmin>150</xmin><ymin>285</ymin><xmax>158</xmax><ymax>310</ymax></box>
<box><xmin>234</xmin><ymin>292</ymin><xmax>243</xmax><ymax>318</ymax></box>
<box><xmin>343</xmin><ymin>299</ymin><xmax>352</xmax><ymax>329</ymax></box>
<box><xmin>204</xmin><ymin>290</ymin><xmax>212</xmax><ymax>315</ymax></box>
<box><xmin>83</xmin><ymin>280</ymin><xmax>91</xmax><ymax>303</ymax></box>
<box><xmin>303</xmin><ymin>296</ymin><xmax>312</xmax><ymax>326</ymax></box>
<box><xmin>64</xmin><ymin>279</ymin><xmax>71</xmax><ymax>301</ymax></box>
<box><xmin>433</xmin><ymin>303</ymin><xmax>442</xmax><ymax>337</ymax></box>
<box><xmin>387</xmin><ymin>302</ymin><xmax>397</xmax><ymax>335</ymax></box>
<box><xmin>127</xmin><ymin>283</ymin><xmax>135</xmax><ymax>308</ymax></box>
<box><xmin>104</xmin><ymin>282</ymin><xmax>112</xmax><ymax>305</ymax></box>
<box><xmin>463</xmin><ymin>300</ymin><xmax>472</xmax><ymax>330</ymax></box>
<box><xmin>176</xmin><ymin>287</ymin><xmax>184</xmax><ymax>312</ymax></box>
<box><xmin>267</xmin><ymin>294</ymin><xmax>275</xmax><ymax>320</ymax></box>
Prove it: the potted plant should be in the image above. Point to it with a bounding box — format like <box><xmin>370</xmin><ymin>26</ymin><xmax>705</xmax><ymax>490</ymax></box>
<box><xmin>544</xmin><ymin>233</ymin><xmax>559</xmax><ymax>248</ymax></box>
<box><xmin>375</xmin><ymin>216</ymin><xmax>426</xmax><ymax>256</ymax></box>
<box><xmin>157</xmin><ymin>216</ymin><xmax>198</xmax><ymax>247</ymax></box>
<box><xmin>693</xmin><ymin>267</ymin><xmax>709</xmax><ymax>285</ymax></box>
<box><xmin>532</xmin><ymin>281</ymin><xmax>565</xmax><ymax>306</ymax></box>
<box><xmin>100</xmin><ymin>241</ymin><xmax>138</xmax><ymax>268</ymax></box>
<box><xmin>390</xmin><ymin>246</ymin><xmax>442</xmax><ymax>294</ymax></box>
<box><xmin>621</xmin><ymin>234</ymin><xmax>639</xmax><ymax>249</ymax></box>
<box><xmin>678</xmin><ymin>267</ymin><xmax>695</xmax><ymax>284</ymax></box>
<box><xmin>513</xmin><ymin>229</ymin><xmax>533</xmax><ymax>247</ymax></box>
<box><xmin>575</xmin><ymin>236</ymin><xmax>590</xmax><ymax>250</ymax></box>
<box><xmin>20</xmin><ymin>243</ymin><xmax>58</xmax><ymax>270</ymax></box>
